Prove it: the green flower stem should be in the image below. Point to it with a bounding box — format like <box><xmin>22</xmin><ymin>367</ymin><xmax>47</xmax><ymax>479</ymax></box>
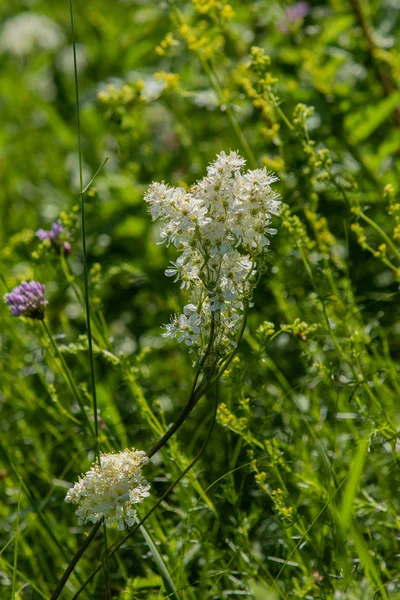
<box><xmin>59</xmin><ymin>253</ymin><xmax>84</xmax><ymax>305</ymax></box>
<box><xmin>147</xmin><ymin>305</ymin><xmax>248</xmax><ymax>460</ymax></box>
<box><xmin>201</xmin><ymin>54</ymin><xmax>257</xmax><ymax>168</ymax></box>
<box><xmin>70</xmin><ymin>0</ymin><xmax>109</xmax><ymax>586</ymax></box>
<box><xmin>145</xmin><ymin>313</ymin><xmax>217</xmax><ymax>459</ymax></box>
<box><xmin>355</xmin><ymin>209</ymin><xmax>400</xmax><ymax>263</ymax></box>
<box><xmin>102</xmin><ymin>522</ymin><xmax>111</xmax><ymax>600</ymax></box>
<box><xmin>275</xmin><ymin>104</ymin><xmax>294</xmax><ymax>131</ymax></box>
<box><xmin>208</xmin><ymin>303</ymin><xmax>249</xmax><ymax>386</ymax></box>
<box><xmin>11</xmin><ymin>484</ymin><xmax>22</xmax><ymax>600</ymax></box>
<box><xmin>49</xmin><ymin>520</ymin><xmax>103</xmax><ymax>600</ymax></box>
<box><xmin>146</xmin><ymin>366</ymin><xmax>207</xmax><ymax>459</ymax></box>
<box><xmin>69</xmin><ymin>0</ymin><xmax>100</xmax><ymax>463</ymax></box>
<box><xmin>42</xmin><ymin>320</ymin><xmax>95</xmax><ymax>439</ymax></box>
<box><xmin>82</xmin><ymin>157</ymin><xmax>109</xmax><ymax>194</ymax></box>
<box><xmin>60</xmin><ymin>258</ymin><xmax>112</xmax><ymax>351</ymax></box>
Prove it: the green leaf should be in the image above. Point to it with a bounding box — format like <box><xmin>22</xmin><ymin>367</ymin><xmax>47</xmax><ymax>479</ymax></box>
<box><xmin>139</xmin><ymin>523</ymin><xmax>181</xmax><ymax>600</ymax></box>
<box><xmin>318</xmin><ymin>15</ymin><xmax>354</xmax><ymax>45</ymax></box>
<box><xmin>249</xmin><ymin>580</ymin><xmax>278</xmax><ymax>600</ymax></box>
<box><xmin>340</xmin><ymin>437</ymin><xmax>369</xmax><ymax>531</ymax></box>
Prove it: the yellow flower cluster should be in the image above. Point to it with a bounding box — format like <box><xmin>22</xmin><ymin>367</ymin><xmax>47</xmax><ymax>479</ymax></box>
<box><xmin>217</xmin><ymin>403</ymin><xmax>252</xmax><ymax>444</ymax></box>
<box><xmin>281</xmin><ymin>205</ymin><xmax>316</xmax><ymax>251</ymax></box>
<box><xmin>281</xmin><ymin>317</ymin><xmax>318</xmax><ymax>342</ymax></box>
<box><xmin>154</xmin><ymin>71</ymin><xmax>180</xmax><ymax>91</ymax></box>
<box><xmin>217</xmin><ymin>402</ymin><xmax>247</xmax><ymax>432</ymax></box>
<box><xmin>351</xmin><ymin>205</ymin><xmax>400</xmax><ymax>279</ymax></box>
<box><xmin>237</xmin><ymin>48</ymin><xmax>278</xmax><ymax>121</ymax></box>
<box><xmin>97</xmin><ymin>82</ymin><xmax>146</xmax><ymax>130</ymax></box>
<box><xmin>155</xmin><ymin>32</ymin><xmax>179</xmax><ymax>56</ymax></box>
<box><xmin>191</xmin><ymin>0</ymin><xmax>235</xmax><ymax>19</ymax></box>
<box><xmin>304</xmin><ymin>209</ymin><xmax>337</xmax><ymax>255</ymax></box>
<box><xmin>2</xmin><ymin>229</ymin><xmax>35</xmax><ymax>259</ymax></box>
<box><xmin>261</xmin><ymin>155</ymin><xmax>284</xmax><ymax>172</ymax></box>
<box><xmin>271</xmin><ymin>488</ymin><xmax>294</xmax><ymax>522</ymax></box>
<box><xmin>256</xmin><ymin>320</ymin><xmax>276</xmax><ymax>339</ymax></box>
<box><xmin>393</xmin><ymin>224</ymin><xmax>400</xmax><ymax>240</ymax></box>
<box><xmin>98</xmin><ymin>82</ymin><xmax>144</xmax><ymax>108</ymax></box>
<box><xmin>179</xmin><ymin>22</ymin><xmax>224</xmax><ymax>60</ymax></box>
<box><xmin>384</xmin><ymin>184</ymin><xmax>400</xmax><ymax>241</ymax></box>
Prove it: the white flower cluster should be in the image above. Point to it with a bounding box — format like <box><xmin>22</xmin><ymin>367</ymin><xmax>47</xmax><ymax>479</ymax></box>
<box><xmin>65</xmin><ymin>449</ymin><xmax>150</xmax><ymax>530</ymax></box>
<box><xmin>145</xmin><ymin>151</ymin><xmax>281</xmax><ymax>361</ymax></box>
<box><xmin>0</xmin><ymin>13</ymin><xmax>65</xmax><ymax>57</ymax></box>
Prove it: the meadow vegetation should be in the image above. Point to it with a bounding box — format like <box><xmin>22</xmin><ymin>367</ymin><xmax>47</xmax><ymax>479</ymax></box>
<box><xmin>1</xmin><ymin>0</ymin><xmax>400</xmax><ymax>598</ymax></box>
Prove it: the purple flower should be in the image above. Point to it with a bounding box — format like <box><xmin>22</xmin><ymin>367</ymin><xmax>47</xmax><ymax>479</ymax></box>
<box><xmin>4</xmin><ymin>281</ymin><xmax>48</xmax><ymax>320</ymax></box>
<box><xmin>63</xmin><ymin>241</ymin><xmax>72</xmax><ymax>256</ymax></box>
<box><xmin>36</xmin><ymin>221</ymin><xmax>63</xmax><ymax>241</ymax></box>
<box><xmin>279</xmin><ymin>2</ymin><xmax>310</xmax><ymax>33</ymax></box>
<box><xmin>36</xmin><ymin>221</ymin><xmax>71</xmax><ymax>256</ymax></box>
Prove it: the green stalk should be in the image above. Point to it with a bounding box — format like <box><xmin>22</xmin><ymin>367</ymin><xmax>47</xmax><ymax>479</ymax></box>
<box><xmin>146</xmin><ymin>365</ymin><xmax>206</xmax><ymax>459</ymax></box>
<box><xmin>69</xmin><ymin>0</ymin><xmax>100</xmax><ymax>462</ymax></box>
<box><xmin>275</xmin><ymin>104</ymin><xmax>294</xmax><ymax>131</ymax></box>
<box><xmin>11</xmin><ymin>484</ymin><xmax>22</xmax><ymax>600</ymax></box>
<box><xmin>49</xmin><ymin>521</ymin><xmax>103</xmax><ymax>600</ymax></box>
<box><xmin>147</xmin><ymin>304</ymin><xmax>248</xmax><ymax>459</ymax></box>
<box><xmin>355</xmin><ymin>209</ymin><xmax>400</xmax><ymax>263</ymax></box>
<box><xmin>69</xmin><ymin>1</ymin><xmax>110</xmax><ymax>592</ymax></box>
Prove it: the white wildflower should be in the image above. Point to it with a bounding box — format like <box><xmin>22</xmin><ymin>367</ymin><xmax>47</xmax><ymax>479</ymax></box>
<box><xmin>162</xmin><ymin>309</ymin><xmax>201</xmax><ymax>346</ymax></box>
<box><xmin>65</xmin><ymin>449</ymin><xmax>150</xmax><ymax>530</ymax></box>
<box><xmin>0</xmin><ymin>13</ymin><xmax>65</xmax><ymax>57</ymax></box>
<box><xmin>144</xmin><ymin>151</ymin><xmax>281</xmax><ymax>361</ymax></box>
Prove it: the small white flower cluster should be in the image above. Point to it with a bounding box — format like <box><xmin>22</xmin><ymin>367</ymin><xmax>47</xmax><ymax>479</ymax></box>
<box><xmin>0</xmin><ymin>13</ymin><xmax>65</xmax><ymax>57</ymax></box>
<box><xmin>65</xmin><ymin>449</ymin><xmax>150</xmax><ymax>530</ymax></box>
<box><xmin>145</xmin><ymin>151</ymin><xmax>281</xmax><ymax>361</ymax></box>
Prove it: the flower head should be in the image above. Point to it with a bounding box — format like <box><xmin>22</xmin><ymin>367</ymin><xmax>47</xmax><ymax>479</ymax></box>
<box><xmin>279</xmin><ymin>2</ymin><xmax>310</xmax><ymax>33</ymax></box>
<box><xmin>162</xmin><ymin>306</ymin><xmax>202</xmax><ymax>346</ymax></box>
<box><xmin>144</xmin><ymin>151</ymin><xmax>281</xmax><ymax>362</ymax></box>
<box><xmin>65</xmin><ymin>449</ymin><xmax>150</xmax><ymax>530</ymax></box>
<box><xmin>36</xmin><ymin>221</ymin><xmax>71</xmax><ymax>256</ymax></box>
<box><xmin>4</xmin><ymin>281</ymin><xmax>48</xmax><ymax>320</ymax></box>
<box><xmin>0</xmin><ymin>12</ymin><xmax>65</xmax><ymax>57</ymax></box>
